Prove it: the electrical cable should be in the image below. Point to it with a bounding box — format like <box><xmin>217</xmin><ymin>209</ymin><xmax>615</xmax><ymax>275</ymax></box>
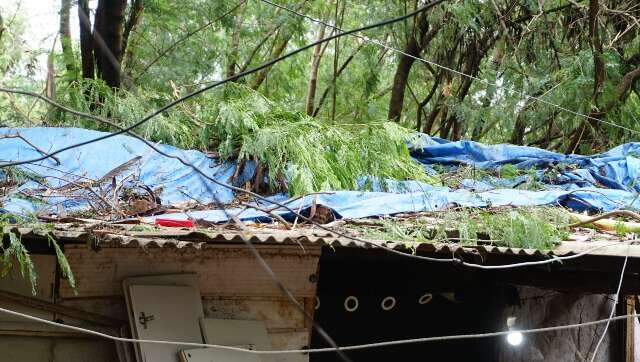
<box><xmin>0</xmin><ymin>0</ymin><xmax>632</xmax><ymax>276</ymax></box>
<box><xmin>0</xmin><ymin>103</ymin><xmax>352</xmax><ymax>361</ymax></box>
<box><xmin>0</xmin><ymin>4</ymin><xmax>630</xmax><ymax>358</ymax></box>
<box><xmin>0</xmin><ymin>304</ymin><xmax>637</xmax><ymax>355</ymax></box>
<box><xmin>0</xmin><ymin>0</ymin><xmax>445</xmax><ymax>169</ymax></box>
<box><xmin>257</xmin><ymin>0</ymin><xmax>640</xmax><ymax>135</ymax></box>
<box><xmin>0</xmin><ymin>4</ymin><xmax>456</xmax><ymax>359</ymax></box>
<box><xmin>0</xmin><ymin>88</ymin><xmax>634</xmax><ymax>271</ymax></box>
<box><xmin>588</xmin><ymin>244</ymin><xmax>630</xmax><ymax>362</ymax></box>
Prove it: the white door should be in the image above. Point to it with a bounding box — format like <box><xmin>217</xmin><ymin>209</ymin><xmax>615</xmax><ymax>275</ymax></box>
<box><xmin>129</xmin><ymin>285</ymin><xmax>204</xmax><ymax>362</ymax></box>
<box><xmin>180</xmin><ymin>348</ymin><xmax>261</xmax><ymax>362</ymax></box>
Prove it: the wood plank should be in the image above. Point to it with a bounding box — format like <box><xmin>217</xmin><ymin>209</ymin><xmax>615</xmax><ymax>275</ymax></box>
<box><xmin>626</xmin><ymin>296</ymin><xmax>635</xmax><ymax>362</ymax></box>
<box><xmin>61</xmin><ymin>245</ymin><xmax>320</xmax><ymax>298</ymax></box>
<box><xmin>0</xmin><ymin>290</ymin><xmax>123</xmax><ymax>327</ymax></box>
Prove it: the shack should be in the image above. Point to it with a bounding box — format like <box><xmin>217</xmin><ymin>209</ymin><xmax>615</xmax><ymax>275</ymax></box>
<box><xmin>0</xmin><ymin>222</ymin><xmax>638</xmax><ymax>362</ymax></box>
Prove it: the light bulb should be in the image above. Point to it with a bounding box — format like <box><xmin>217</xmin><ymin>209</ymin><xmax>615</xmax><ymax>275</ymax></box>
<box><xmin>506</xmin><ymin>331</ymin><xmax>523</xmax><ymax>346</ymax></box>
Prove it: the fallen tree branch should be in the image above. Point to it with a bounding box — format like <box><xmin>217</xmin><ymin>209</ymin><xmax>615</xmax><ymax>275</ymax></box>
<box><xmin>240</xmin><ymin>201</ymin><xmax>292</xmax><ymax>230</ymax></box>
<box><xmin>0</xmin><ymin>133</ymin><xmax>61</xmax><ymax>165</ymax></box>
<box><xmin>568</xmin><ymin>209</ymin><xmax>640</xmax><ymax>232</ymax></box>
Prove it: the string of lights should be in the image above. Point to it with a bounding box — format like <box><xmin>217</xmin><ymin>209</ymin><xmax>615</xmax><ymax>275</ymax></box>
<box><xmin>0</xmin><ymin>303</ymin><xmax>635</xmax><ymax>355</ymax></box>
<box><xmin>0</xmin><ymin>2</ymin><xmax>635</xmax><ymax>357</ymax></box>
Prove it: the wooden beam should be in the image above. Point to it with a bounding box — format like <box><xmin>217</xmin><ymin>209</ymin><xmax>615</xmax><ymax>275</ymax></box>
<box><xmin>626</xmin><ymin>296</ymin><xmax>635</xmax><ymax>362</ymax></box>
<box><xmin>0</xmin><ymin>290</ymin><xmax>124</xmax><ymax>327</ymax></box>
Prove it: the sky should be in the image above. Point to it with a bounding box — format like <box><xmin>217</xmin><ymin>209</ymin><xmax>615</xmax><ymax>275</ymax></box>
<box><xmin>2</xmin><ymin>0</ymin><xmax>97</xmax><ymax>77</ymax></box>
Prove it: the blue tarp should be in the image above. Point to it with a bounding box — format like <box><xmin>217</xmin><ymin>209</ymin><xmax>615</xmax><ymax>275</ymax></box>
<box><xmin>1</xmin><ymin>127</ymin><xmax>639</xmax><ymax>222</ymax></box>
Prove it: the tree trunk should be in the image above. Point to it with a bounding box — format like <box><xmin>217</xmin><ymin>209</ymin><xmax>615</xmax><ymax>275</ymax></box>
<box><xmin>305</xmin><ymin>23</ymin><xmax>326</xmax><ymax>115</ymax></box>
<box><xmin>443</xmin><ymin>36</ymin><xmax>493</xmax><ymax>140</ymax></box>
<box><xmin>93</xmin><ymin>0</ymin><xmax>127</xmax><ymax>88</ymax></box>
<box><xmin>0</xmin><ymin>12</ymin><xmax>4</xmax><ymax>42</ymax></box>
<box><xmin>226</xmin><ymin>1</ymin><xmax>247</xmax><ymax>78</ymax></box>
<box><xmin>566</xmin><ymin>0</ymin><xmax>604</xmax><ymax>153</ymax></box>
<box><xmin>59</xmin><ymin>0</ymin><xmax>76</xmax><ymax>73</ymax></box>
<box><xmin>78</xmin><ymin>0</ymin><xmax>95</xmax><ymax>79</ymax></box>
<box><xmin>121</xmin><ymin>0</ymin><xmax>144</xmax><ymax>57</ymax></box>
<box><xmin>331</xmin><ymin>0</ymin><xmax>345</xmax><ymax>121</ymax></box>
<box><xmin>251</xmin><ymin>32</ymin><xmax>293</xmax><ymax>90</ymax></box>
<box><xmin>424</xmin><ymin>75</ymin><xmax>451</xmax><ymax>135</ymax></box>
<box><xmin>312</xmin><ymin>43</ymin><xmax>364</xmax><ymax>117</ymax></box>
<box><xmin>388</xmin><ymin>13</ymin><xmax>438</xmax><ymax>122</ymax></box>
<box><xmin>120</xmin><ymin>0</ymin><xmax>144</xmax><ymax>73</ymax></box>
<box><xmin>510</xmin><ymin>115</ymin><xmax>527</xmax><ymax>145</ymax></box>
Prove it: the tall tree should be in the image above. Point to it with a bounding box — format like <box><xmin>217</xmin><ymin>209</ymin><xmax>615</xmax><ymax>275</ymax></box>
<box><xmin>77</xmin><ymin>0</ymin><xmax>142</xmax><ymax>88</ymax></box>
<box><xmin>59</xmin><ymin>0</ymin><xmax>76</xmax><ymax>73</ymax></box>
<box><xmin>305</xmin><ymin>23</ymin><xmax>326</xmax><ymax>115</ymax></box>
<box><xmin>388</xmin><ymin>11</ymin><xmax>438</xmax><ymax>122</ymax></box>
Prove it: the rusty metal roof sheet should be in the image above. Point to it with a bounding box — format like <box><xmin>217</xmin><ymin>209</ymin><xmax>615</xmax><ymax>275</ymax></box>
<box><xmin>7</xmin><ymin>223</ymin><xmax>637</xmax><ymax>259</ymax></box>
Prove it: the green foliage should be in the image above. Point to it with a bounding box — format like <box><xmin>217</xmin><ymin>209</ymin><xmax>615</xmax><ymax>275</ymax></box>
<box><xmin>348</xmin><ymin>207</ymin><xmax>570</xmax><ymax>250</ymax></box>
<box><xmin>47</xmin><ymin>233</ymin><xmax>75</xmax><ymax>290</ymax></box>
<box><xmin>2</xmin><ymin>231</ymin><xmax>37</xmax><ymax>294</ymax></box>
<box><xmin>48</xmin><ymin>80</ymin><xmax>435</xmax><ymax>195</ymax></box>
<box><xmin>0</xmin><ymin>213</ymin><xmax>76</xmax><ymax>294</ymax></box>
<box><xmin>209</xmin><ymin>84</ymin><xmax>435</xmax><ymax>195</ymax></box>
<box><xmin>499</xmin><ymin>164</ymin><xmax>519</xmax><ymax>178</ymax></box>
<box><xmin>477</xmin><ymin>208</ymin><xmax>570</xmax><ymax>249</ymax></box>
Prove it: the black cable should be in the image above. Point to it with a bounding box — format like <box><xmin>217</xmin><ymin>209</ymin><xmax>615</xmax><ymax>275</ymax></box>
<box><xmin>0</xmin><ymin>0</ymin><xmax>444</xmax><ymax>168</ymax></box>
<box><xmin>0</xmin><ymin>89</ymin><xmax>354</xmax><ymax>362</ymax></box>
<box><xmin>0</xmin><ymin>88</ymin><xmax>459</xmax><ymax>264</ymax></box>
<box><xmin>0</xmin><ymin>0</ymin><xmax>459</xmax><ymax>266</ymax></box>
<box><xmin>2</xmin><ymin>84</ymin><xmax>603</xmax><ymax>269</ymax></box>
<box><xmin>0</xmin><ymin>4</ymin><xmax>446</xmax><ymax>360</ymax></box>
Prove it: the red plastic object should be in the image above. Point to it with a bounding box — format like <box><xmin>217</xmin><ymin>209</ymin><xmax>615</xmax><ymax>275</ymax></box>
<box><xmin>154</xmin><ymin>219</ymin><xmax>194</xmax><ymax>228</ymax></box>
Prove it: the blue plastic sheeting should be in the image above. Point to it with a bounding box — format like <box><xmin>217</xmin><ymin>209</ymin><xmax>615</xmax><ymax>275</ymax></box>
<box><xmin>1</xmin><ymin>127</ymin><xmax>639</xmax><ymax>222</ymax></box>
<box><xmin>0</xmin><ymin>127</ymin><xmax>254</xmax><ymax>215</ymax></box>
<box><xmin>411</xmin><ymin>139</ymin><xmax>640</xmax><ymax>192</ymax></box>
<box><xmin>142</xmin><ymin>187</ymin><xmax>640</xmax><ymax>224</ymax></box>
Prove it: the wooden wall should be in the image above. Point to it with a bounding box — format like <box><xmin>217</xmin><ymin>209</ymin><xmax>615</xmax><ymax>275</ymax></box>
<box><xmin>0</xmin><ymin>243</ymin><xmax>320</xmax><ymax>362</ymax></box>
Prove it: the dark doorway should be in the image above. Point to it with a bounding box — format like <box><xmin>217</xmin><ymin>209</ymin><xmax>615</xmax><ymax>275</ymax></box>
<box><xmin>310</xmin><ymin>247</ymin><xmax>517</xmax><ymax>362</ymax></box>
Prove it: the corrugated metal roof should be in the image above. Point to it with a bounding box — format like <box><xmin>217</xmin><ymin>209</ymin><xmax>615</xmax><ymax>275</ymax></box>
<box><xmin>7</xmin><ymin>223</ymin><xmax>637</xmax><ymax>259</ymax></box>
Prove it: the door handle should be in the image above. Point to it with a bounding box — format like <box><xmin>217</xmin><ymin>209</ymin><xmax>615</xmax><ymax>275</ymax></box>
<box><xmin>138</xmin><ymin>312</ymin><xmax>155</xmax><ymax>329</ymax></box>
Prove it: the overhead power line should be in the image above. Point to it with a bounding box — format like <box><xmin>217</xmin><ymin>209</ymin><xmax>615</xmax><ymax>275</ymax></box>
<box><xmin>0</xmin><ymin>3</ymin><xmax>634</xmax><ymax>355</ymax></box>
<box><xmin>0</xmin><ymin>303</ymin><xmax>637</xmax><ymax>355</ymax></box>
<box><xmin>0</xmin><ymin>5</ymin><xmax>449</xmax><ymax>361</ymax></box>
<box><xmin>0</xmin><ymin>0</ymin><xmax>445</xmax><ymax>169</ymax></box>
<box><xmin>258</xmin><ymin>0</ymin><xmax>639</xmax><ymax>135</ymax></box>
<box><xmin>0</xmin><ymin>87</ymin><xmax>635</xmax><ymax>270</ymax></box>
<box><xmin>0</xmin><ymin>0</ymin><xmax>631</xmax><ymax>275</ymax></box>
<box><xmin>0</xmin><ymin>87</ymin><xmax>354</xmax><ymax>362</ymax></box>
<box><xmin>0</xmin><ymin>87</ymin><xmax>632</xmax><ymax>271</ymax></box>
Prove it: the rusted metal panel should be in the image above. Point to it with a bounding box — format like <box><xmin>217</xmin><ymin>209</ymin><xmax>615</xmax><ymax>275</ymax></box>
<box><xmin>9</xmin><ymin>223</ymin><xmax>634</xmax><ymax>260</ymax></box>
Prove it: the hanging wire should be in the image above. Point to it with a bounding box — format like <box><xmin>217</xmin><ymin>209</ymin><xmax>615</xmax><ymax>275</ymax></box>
<box><xmin>0</xmin><ymin>2</ymin><xmax>635</xmax><ymax>359</ymax></box>
<box><xmin>588</xmin><ymin>245</ymin><xmax>630</xmax><ymax>361</ymax></box>
<box><xmin>0</xmin><ymin>0</ymin><xmax>445</xmax><ymax>168</ymax></box>
<box><xmin>0</xmin><ymin>0</ymin><xmax>633</xmax><ymax>275</ymax></box>
<box><xmin>0</xmin><ymin>303</ymin><xmax>637</xmax><ymax>355</ymax></box>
